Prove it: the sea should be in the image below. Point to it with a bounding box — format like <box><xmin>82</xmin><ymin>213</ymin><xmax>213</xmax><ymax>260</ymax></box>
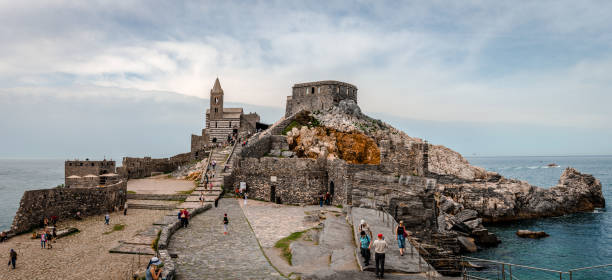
<box><xmin>466</xmin><ymin>156</ymin><xmax>612</xmax><ymax>280</ymax></box>
<box><xmin>0</xmin><ymin>156</ymin><xmax>610</xmax><ymax>279</ymax></box>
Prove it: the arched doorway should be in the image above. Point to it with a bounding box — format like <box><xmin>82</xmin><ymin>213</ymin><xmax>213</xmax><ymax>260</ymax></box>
<box><xmin>329</xmin><ymin>181</ymin><xmax>335</xmax><ymax>204</ymax></box>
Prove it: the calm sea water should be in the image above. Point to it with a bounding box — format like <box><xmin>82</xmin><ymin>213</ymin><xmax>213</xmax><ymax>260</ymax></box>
<box><xmin>0</xmin><ymin>157</ymin><xmax>610</xmax><ymax>278</ymax></box>
<box><xmin>0</xmin><ymin>159</ymin><xmax>64</xmax><ymax>232</ymax></box>
<box><xmin>466</xmin><ymin>156</ymin><xmax>612</xmax><ymax>280</ymax></box>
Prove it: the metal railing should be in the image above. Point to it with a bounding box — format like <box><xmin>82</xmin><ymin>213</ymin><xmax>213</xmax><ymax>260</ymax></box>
<box><xmin>462</xmin><ymin>256</ymin><xmax>612</xmax><ymax>280</ymax></box>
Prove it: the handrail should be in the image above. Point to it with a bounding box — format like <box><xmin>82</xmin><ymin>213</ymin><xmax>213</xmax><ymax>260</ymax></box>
<box><xmin>463</xmin><ymin>256</ymin><xmax>565</xmax><ymax>274</ymax></box>
<box><xmin>569</xmin><ymin>263</ymin><xmax>612</xmax><ymax>272</ymax></box>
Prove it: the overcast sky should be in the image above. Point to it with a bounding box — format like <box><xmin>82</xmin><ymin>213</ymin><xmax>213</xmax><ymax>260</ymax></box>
<box><xmin>1</xmin><ymin>1</ymin><xmax>611</xmax><ymax>158</ymax></box>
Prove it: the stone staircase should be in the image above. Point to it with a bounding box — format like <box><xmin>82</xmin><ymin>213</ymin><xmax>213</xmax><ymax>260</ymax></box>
<box><xmin>110</xmin><ymin>143</ymin><xmax>244</xmax><ymax>257</ymax></box>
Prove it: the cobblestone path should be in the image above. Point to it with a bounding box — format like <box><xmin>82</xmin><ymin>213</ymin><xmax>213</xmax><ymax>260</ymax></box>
<box><xmin>170</xmin><ymin>198</ymin><xmax>285</xmax><ymax>280</ymax></box>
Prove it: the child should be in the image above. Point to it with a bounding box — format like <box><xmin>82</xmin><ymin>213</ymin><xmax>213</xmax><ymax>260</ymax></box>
<box><xmin>104</xmin><ymin>213</ymin><xmax>110</xmax><ymax>225</ymax></box>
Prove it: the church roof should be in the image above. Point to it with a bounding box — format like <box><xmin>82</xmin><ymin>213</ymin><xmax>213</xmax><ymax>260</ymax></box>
<box><xmin>211</xmin><ymin>77</ymin><xmax>223</xmax><ymax>93</ymax></box>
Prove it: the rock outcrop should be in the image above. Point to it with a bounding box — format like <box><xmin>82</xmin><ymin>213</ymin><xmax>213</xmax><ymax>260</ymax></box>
<box><xmin>287</xmin><ymin>126</ymin><xmax>381</xmax><ymax>164</ymax></box>
<box><xmin>516</xmin><ymin>230</ymin><xmax>549</xmax><ymax>239</ymax></box>
<box><xmin>439</xmin><ymin>167</ymin><xmax>605</xmax><ymax>222</ymax></box>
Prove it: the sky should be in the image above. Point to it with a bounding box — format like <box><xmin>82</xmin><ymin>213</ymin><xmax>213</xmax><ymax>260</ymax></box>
<box><xmin>1</xmin><ymin>0</ymin><xmax>611</xmax><ymax>159</ymax></box>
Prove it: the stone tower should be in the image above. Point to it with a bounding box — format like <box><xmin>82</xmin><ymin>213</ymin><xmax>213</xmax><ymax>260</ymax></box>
<box><xmin>210</xmin><ymin>77</ymin><xmax>224</xmax><ymax>120</ymax></box>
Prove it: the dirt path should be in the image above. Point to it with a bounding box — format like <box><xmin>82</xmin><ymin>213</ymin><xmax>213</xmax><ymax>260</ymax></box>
<box><xmin>0</xmin><ymin>209</ymin><xmax>166</xmax><ymax>280</ymax></box>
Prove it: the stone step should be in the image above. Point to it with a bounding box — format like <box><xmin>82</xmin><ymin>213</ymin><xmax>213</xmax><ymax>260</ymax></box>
<box><xmin>109</xmin><ymin>243</ymin><xmax>155</xmax><ymax>255</ymax></box>
<box><xmin>153</xmin><ymin>215</ymin><xmax>179</xmax><ymax>226</ymax></box>
<box><xmin>185</xmin><ymin>195</ymin><xmax>219</xmax><ymax>202</ymax></box>
<box><xmin>128</xmin><ymin>204</ymin><xmax>176</xmax><ymax>210</ymax></box>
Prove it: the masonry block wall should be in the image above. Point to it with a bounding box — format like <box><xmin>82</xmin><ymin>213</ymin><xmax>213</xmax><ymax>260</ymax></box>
<box><xmin>285</xmin><ymin>81</ymin><xmax>358</xmax><ymax>117</ymax></box>
<box><xmin>10</xmin><ymin>180</ymin><xmax>127</xmax><ymax>234</ymax></box>
<box><xmin>232</xmin><ymin>157</ymin><xmax>328</xmax><ymax>205</ymax></box>
<box><xmin>119</xmin><ymin>151</ymin><xmax>197</xmax><ymax>179</ymax></box>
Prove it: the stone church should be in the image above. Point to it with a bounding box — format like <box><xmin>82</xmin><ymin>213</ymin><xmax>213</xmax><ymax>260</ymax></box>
<box><xmin>191</xmin><ymin>78</ymin><xmax>260</xmax><ymax>151</ymax></box>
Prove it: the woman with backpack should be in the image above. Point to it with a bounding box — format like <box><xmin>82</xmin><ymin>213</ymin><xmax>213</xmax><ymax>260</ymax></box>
<box><xmin>359</xmin><ymin>231</ymin><xmax>371</xmax><ymax>266</ymax></box>
<box><xmin>394</xmin><ymin>220</ymin><xmax>408</xmax><ymax>256</ymax></box>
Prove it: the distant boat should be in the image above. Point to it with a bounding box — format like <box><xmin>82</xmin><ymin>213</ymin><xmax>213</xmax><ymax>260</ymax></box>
<box><xmin>547</xmin><ymin>163</ymin><xmax>560</xmax><ymax>168</ymax></box>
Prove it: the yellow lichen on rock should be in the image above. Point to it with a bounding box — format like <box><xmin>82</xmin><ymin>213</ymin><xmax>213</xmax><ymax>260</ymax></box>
<box><xmin>287</xmin><ymin>126</ymin><xmax>380</xmax><ymax>164</ymax></box>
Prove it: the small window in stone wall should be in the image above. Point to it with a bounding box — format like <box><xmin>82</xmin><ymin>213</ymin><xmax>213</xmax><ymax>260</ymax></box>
<box><xmin>311</xmin><ymin>87</ymin><xmax>315</xmax><ymax>94</ymax></box>
<box><xmin>69</xmin><ymin>163</ymin><xmax>72</xmax><ymax>166</ymax></box>
<box><xmin>80</xmin><ymin>163</ymin><xmax>83</xmax><ymax>166</ymax></box>
<box><xmin>91</xmin><ymin>163</ymin><xmax>94</xmax><ymax>166</ymax></box>
<box><xmin>318</xmin><ymin>87</ymin><xmax>321</xmax><ymax>93</ymax></box>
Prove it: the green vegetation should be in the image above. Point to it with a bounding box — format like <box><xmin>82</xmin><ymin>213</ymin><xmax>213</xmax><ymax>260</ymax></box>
<box><xmin>127</xmin><ymin>190</ymin><xmax>137</xmax><ymax>194</ymax></box>
<box><xmin>282</xmin><ymin>111</ymin><xmax>322</xmax><ymax>135</ymax></box>
<box><xmin>152</xmin><ymin>229</ymin><xmax>162</xmax><ymax>250</ymax></box>
<box><xmin>103</xmin><ymin>224</ymin><xmax>126</xmax><ymax>235</ymax></box>
<box><xmin>274</xmin><ymin>230</ymin><xmax>308</xmax><ymax>265</ymax></box>
<box><xmin>335</xmin><ymin>204</ymin><xmax>343</xmax><ymax>209</ymax></box>
<box><xmin>282</xmin><ymin>120</ymin><xmax>301</xmax><ymax>135</ymax></box>
<box><xmin>55</xmin><ymin>184</ymin><xmax>65</xmax><ymax>188</ymax></box>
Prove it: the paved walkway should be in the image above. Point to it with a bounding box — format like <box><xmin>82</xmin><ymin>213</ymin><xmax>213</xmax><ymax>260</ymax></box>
<box><xmin>169</xmin><ymin>198</ymin><xmax>285</xmax><ymax>280</ymax></box>
<box><xmin>351</xmin><ymin>207</ymin><xmax>434</xmax><ymax>274</ymax></box>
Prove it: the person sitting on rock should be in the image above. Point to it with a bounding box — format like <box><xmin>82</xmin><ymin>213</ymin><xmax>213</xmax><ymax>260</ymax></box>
<box><xmin>0</xmin><ymin>231</ymin><xmax>7</xmax><ymax>242</ymax></box>
<box><xmin>145</xmin><ymin>257</ymin><xmax>163</xmax><ymax>280</ymax></box>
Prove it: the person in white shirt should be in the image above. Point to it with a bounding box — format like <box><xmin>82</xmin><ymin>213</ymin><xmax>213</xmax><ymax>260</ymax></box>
<box><xmin>371</xmin><ymin>233</ymin><xmax>388</xmax><ymax>278</ymax></box>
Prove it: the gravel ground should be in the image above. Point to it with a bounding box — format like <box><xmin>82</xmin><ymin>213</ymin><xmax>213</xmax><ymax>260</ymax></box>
<box><xmin>0</xmin><ymin>209</ymin><xmax>166</xmax><ymax>280</ymax></box>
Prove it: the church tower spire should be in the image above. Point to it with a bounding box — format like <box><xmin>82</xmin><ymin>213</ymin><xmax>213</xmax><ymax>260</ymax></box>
<box><xmin>210</xmin><ymin>77</ymin><xmax>224</xmax><ymax>120</ymax></box>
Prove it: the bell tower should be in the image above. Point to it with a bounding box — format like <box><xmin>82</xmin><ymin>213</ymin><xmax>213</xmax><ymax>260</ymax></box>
<box><xmin>210</xmin><ymin>77</ymin><xmax>224</xmax><ymax>120</ymax></box>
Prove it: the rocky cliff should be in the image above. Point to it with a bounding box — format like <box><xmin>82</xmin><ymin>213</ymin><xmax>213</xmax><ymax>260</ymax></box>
<box><xmin>286</xmin><ymin>100</ymin><xmax>605</xmax><ymax>224</ymax></box>
<box><xmin>439</xmin><ymin>167</ymin><xmax>605</xmax><ymax>222</ymax></box>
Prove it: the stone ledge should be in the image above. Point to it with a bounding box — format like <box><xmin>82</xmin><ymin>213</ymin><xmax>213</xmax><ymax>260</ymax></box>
<box><xmin>157</xmin><ymin>203</ymin><xmax>212</xmax><ymax>280</ymax></box>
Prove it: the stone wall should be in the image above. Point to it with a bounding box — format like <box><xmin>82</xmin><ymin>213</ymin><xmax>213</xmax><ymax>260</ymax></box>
<box><xmin>232</xmin><ymin>157</ymin><xmax>328</xmax><ymax>204</ymax></box>
<box><xmin>10</xmin><ymin>180</ymin><xmax>127</xmax><ymax>234</ymax></box>
<box><xmin>240</xmin><ymin>134</ymin><xmax>272</xmax><ymax>158</ymax></box>
<box><xmin>118</xmin><ymin>152</ymin><xmax>198</xmax><ymax>179</ymax></box>
<box><xmin>65</xmin><ymin>159</ymin><xmax>116</xmax><ymax>177</ymax></box>
<box><xmin>285</xmin><ymin>81</ymin><xmax>357</xmax><ymax>117</ymax></box>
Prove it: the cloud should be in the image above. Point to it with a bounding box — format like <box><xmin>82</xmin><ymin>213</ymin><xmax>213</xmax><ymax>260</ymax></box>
<box><xmin>1</xmin><ymin>1</ymin><xmax>611</xmax><ymax>133</ymax></box>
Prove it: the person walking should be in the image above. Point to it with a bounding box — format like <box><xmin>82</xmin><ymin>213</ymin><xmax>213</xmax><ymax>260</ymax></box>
<box><xmin>395</xmin><ymin>220</ymin><xmax>408</xmax><ymax>256</ymax></box>
<box><xmin>324</xmin><ymin>192</ymin><xmax>330</xmax><ymax>205</ymax></box>
<box><xmin>199</xmin><ymin>191</ymin><xmax>205</xmax><ymax>206</ymax></box>
<box><xmin>372</xmin><ymin>233</ymin><xmax>388</xmax><ymax>278</ymax></box>
<box><xmin>145</xmin><ymin>257</ymin><xmax>163</xmax><ymax>280</ymax></box>
<box><xmin>223</xmin><ymin>213</ymin><xmax>229</xmax><ymax>235</ymax></box>
<box><xmin>179</xmin><ymin>209</ymin><xmax>189</xmax><ymax>228</ymax></box>
<box><xmin>359</xmin><ymin>219</ymin><xmax>373</xmax><ymax>240</ymax></box>
<box><xmin>318</xmin><ymin>194</ymin><xmax>324</xmax><ymax>207</ymax></box>
<box><xmin>8</xmin><ymin>249</ymin><xmax>16</xmax><ymax>269</ymax></box>
<box><xmin>40</xmin><ymin>230</ymin><xmax>46</xmax><ymax>249</ymax></box>
<box><xmin>124</xmin><ymin>202</ymin><xmax>128</xmax><ymax>216</ymax></box>
<box><xmin>214</xmin><ymin>197</ymin><xmax>219</xmax><ymax>208</ymax></box>
<box><xmin>359</xmin><ymin>231</ymin><xmax>371</xmax><ymax>266</ymax></box>
<box><xmin>45</xmin><ymin>230</ymin><xmax>52</xmax><ymax>249</ymax></box>
<box><xmin>104</xmin><ymin>213</ymin><xmax>110</xmax><ymax>225</ymax></box>
<box><xmin>244</xmin><ymin>192</ymin><xmax>248</xmax><ymax>206</ymax></box>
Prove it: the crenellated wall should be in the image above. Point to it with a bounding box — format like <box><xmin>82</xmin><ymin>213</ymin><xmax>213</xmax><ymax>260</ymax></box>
<box><xmin>10</xmin><ymin>180</ymin><xmax>127</xmax><ymax>234</ymax></box>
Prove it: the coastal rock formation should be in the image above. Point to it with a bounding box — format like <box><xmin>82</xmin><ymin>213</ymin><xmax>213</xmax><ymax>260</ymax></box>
<box><xmin>439</xmin><ymin>167</ymin><xmax>605</xmax><ymax>222</ymax></box>
<box><xmin>516</xmin><ymin>230</ymin><xmax>549</xmax><ymax>239</ymax></box>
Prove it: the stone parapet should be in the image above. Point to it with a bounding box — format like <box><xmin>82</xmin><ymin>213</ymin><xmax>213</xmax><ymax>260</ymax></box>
<box><xmin>10</xmin><ymin>180</ymin><xmax>127</xmax><ymax>234</ymax></box>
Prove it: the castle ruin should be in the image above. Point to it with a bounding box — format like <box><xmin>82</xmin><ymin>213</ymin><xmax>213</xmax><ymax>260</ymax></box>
<box><xmin>285</xmin><ymin>80</ymin><xmax>357</xmax><ymax>117</ymax></box>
